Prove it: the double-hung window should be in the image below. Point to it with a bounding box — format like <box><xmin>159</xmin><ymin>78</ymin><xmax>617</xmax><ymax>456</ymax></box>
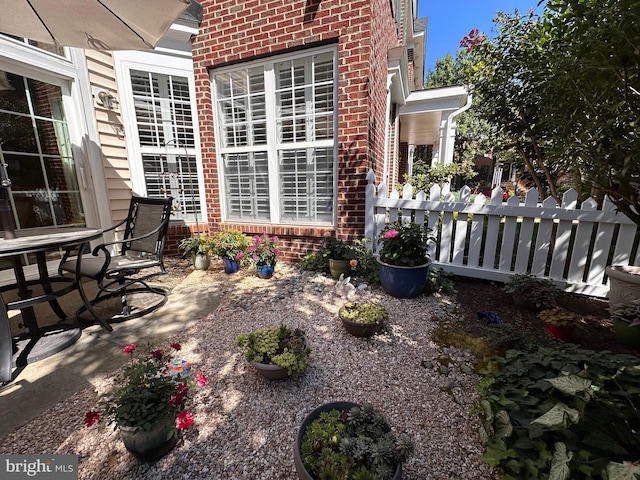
<box><xmin>213</xmin><ymin>47</ymin><xmax>337</xmax><ymax>225</ymax></box>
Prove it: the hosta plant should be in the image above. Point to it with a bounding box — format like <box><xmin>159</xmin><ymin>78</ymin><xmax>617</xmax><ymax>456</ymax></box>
<box><xmin>610</xmin><ymin>299</ymin><xmax>640</xmax><ymax>326</ymax></box>
<box><xmin>300</xmin><ymin>402</ymin><xmax>414</xmax><ymax>480</ymax></box>
<box><xmin>477</xmin><ymin>344</ymin><xmax>640</xmax><ymax>479</ymax></box>
<box><xmin>237</xmin><ymin>324</ymin><xmax>310</xmax><ymax>376</ymax></box>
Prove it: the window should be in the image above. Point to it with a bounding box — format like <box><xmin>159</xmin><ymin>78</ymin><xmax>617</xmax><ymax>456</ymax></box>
<box><xmin>128</xmin><ymin>69</ymin><xmax>201</xmax><ymax>222</ymax></box>
<box><xmin>0</xmin><ymin>70</ymin><xmax>84</xmax><ymax>230</ymax></box>
<box><xmin>214</xmin><ymin>48</ymin><xmax>337</xmax><ymax>225</ymax></box>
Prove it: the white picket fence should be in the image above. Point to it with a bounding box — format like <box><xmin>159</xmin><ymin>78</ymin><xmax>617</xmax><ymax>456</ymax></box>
<box><xmin>364</xmin><ymin>170</ymin><xmax>640</xmax><ymax>297</ymax></box>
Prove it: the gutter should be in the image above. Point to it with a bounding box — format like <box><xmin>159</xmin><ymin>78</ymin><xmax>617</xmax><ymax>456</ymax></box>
<box><xmin>441</xmin><ymin>93</ymin><xmax>472</xmax><ymax>165</ymax></box>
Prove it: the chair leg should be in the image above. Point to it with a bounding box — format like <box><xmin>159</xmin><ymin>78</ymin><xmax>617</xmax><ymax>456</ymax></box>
<box><xmin>119</xmin><ymin>279</ymin><xmax>131</xmax><ymax>317</ymax></box>
<box><xmin>76</xmin><ymin>280</ymin><xmax>113</xmax><ymax>332</ymax></box>
<box><xmin>0</xmin><ymin>300</ymin><xmax>12</xmax><ymax>382</ymax></box>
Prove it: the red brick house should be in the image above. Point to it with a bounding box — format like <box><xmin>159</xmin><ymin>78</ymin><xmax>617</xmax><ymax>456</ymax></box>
<box><xmin>189</xmin><ymin>0</ymin><xmax>469</xmax><ymax>260</ymax></box>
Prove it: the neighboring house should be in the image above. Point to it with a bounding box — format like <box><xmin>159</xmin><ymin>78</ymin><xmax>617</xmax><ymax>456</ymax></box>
<box><xmin>0</xmin><ymin>0</ymin><xmax>469</xmax><ymax>281</ymax></box>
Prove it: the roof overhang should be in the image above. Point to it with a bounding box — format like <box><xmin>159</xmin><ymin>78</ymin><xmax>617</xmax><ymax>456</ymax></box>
<box><xmin>387</xmin><ymin>46</ymin><xmax>409</xmax><ymax>104</ymax></box>
<box><xmin>398</xmin><ymin>85</ymin><xmax>469</xmax><ymax>145</ymax></box>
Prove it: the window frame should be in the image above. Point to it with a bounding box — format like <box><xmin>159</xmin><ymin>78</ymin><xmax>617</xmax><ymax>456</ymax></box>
<box><xmin>211</xmin><ymin>45</ymin><xmax>339</xmax><ymax>227</ymax></box>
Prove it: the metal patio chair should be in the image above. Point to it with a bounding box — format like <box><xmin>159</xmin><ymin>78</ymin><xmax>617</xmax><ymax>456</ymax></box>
<box><xmin>59</xmin><ymin>195</ymin><xmax>173</xmax><ymax>331</ymax></box>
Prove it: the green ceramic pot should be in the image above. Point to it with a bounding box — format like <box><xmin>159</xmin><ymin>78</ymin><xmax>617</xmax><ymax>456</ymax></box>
<box><xmin>612</xmin><ymin>317</ymin><xmax>640</xmax><ymax>348</ymax></box>
<box><xmin>119</xmin><ymin>415</ymin><xmax>179</xmax><ymax>462</ymax></box>
<box><xmin>329</xmin><ymin>259</ymin><xmax>352</xmax><ymax>279</ymax></box>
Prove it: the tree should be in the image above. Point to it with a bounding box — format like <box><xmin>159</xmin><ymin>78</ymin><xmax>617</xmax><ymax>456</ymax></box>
<box><xmin>462</xmin><ymin>1</ymin><xmax>640</xmax><ymax>223</ymax></box>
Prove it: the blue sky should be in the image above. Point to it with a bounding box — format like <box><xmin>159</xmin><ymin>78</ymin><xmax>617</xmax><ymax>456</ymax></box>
<box><xmin>418</xmin><ymin>1</ymin><xmax>546</xmax><ymax>77</ymax></box>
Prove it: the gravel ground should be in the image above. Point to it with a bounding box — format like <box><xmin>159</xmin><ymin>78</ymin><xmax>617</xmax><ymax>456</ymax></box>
<box><xmin>0</xmin><ymin>260</ymin><xmax>496</xmax><ymax>480</ymax></box>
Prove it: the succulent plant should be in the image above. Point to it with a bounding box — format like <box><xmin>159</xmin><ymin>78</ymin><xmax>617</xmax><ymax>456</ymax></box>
<box><xmin>538</xmin><ymin>307</ymin><xmax>583</xmax><ymax>327</ymax></box>
<box><xmin>301</xmin><ymin>403</ymin><xmax>414</xmax><ymax>480</ymax></box>
<box><xmin>339</xmin><ymin>302</ymin><xmax>388</xmax><ymax>325</ymax></box>
<box><xmin>237</xmin><ymin>324</ymin><xmax>310</xmax><ymax>376</ymax></box>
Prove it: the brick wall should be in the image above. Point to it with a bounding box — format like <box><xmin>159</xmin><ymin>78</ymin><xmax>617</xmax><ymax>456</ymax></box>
<box><xmin>187</xmin><ymin>0</ymin><xmax>400</xmax><ymax>262</ymax></box>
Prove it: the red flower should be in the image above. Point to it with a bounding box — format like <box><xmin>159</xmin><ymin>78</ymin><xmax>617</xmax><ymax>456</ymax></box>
<box><xmin>84</xmin><ymin>411</ymin><xmax>101</xmax><ymax>427</ymax></box>
<box><xmin>175</xmin><ymin>411</ymin><xmax>194</xmax><ymax>429</ymax></box>
<box><xmin>168</xmin><ymin>393</ymin><xmax>184</xmax><ymax>406</ymax></box>
<box><xmin>170</xmin><ymin>342</ymin><xmax>181</xmax><ymax>351</ymax></box>
<box><xmin>195</xmin><ymin>372</ymin><xmax>208</xmax><ymax>387</ymax></box>
<box><xmin>150</xmin><ymin>349</ymin><xmax>163</xmax><ymax>360</ymax></box>
<box><xmin>123</xmin><ymin>344</ymin><xmax>136</xmax><ymax>354</ymax></box>
<box><xmin>177</xmin><ymin>382</ymin><xmax>189</xmax><ymax>395</ymax></box>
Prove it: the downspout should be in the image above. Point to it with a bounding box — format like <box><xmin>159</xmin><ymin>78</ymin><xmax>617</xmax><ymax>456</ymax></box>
<box><xmin>441</xmin><ymin>93</ymin><xmax>472</xmax><ymax>165</ymax></box>
<box><xmin>382</xmin><ymin>75</ymin><xmax>393</xmax><ymax>188</ymax></box>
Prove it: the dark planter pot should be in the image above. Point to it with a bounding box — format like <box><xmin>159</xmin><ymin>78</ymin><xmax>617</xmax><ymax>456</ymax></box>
<box><xmin>376</xmin><ymin>257</ymin><xmax>431</xmax><ymax>298</ymax></box>
<box><xmin>119</xmin><ymin>415</ymin><xmax>179</xmax><ymax>462</ymax></box>
<box><xmin>329</xmin><ymin>259</ymin><xmax>352</xmax><ymax>279</ymax></box>
<box><xmin>256</xmin><ymin>264</ymin><xmax>275</xmax><ymax>279</ymax></box>
<box><xmin>222</xmin><ymin>256</ymin><xmax>240</xmax><ymax>274</ymax></box>
<box><xmin>545</xmin><ymin>324</ymin><xmax>575</xmax><ymax>342</ymax></box>
<box><xmin>512</xmin><ymin>296</ymin><xmax>544</xmax><ymax>312</ymax></box>
<box><xmin>192</xmin><ymin>253</ymin><xmax>211</xmax><ymax>271</ymax></box>
<box><xmin>293</xmin><ymin>401</ymin><xmax>402</xmax><ymax>480</ymax></box>
<box><xmin>612</xmin><ymin>317</ymin><xmax>640</xmax><ymax>348</ymax></box>
<box><xmin>338</xmin><ymin>307</ymin><xmax>385</xmax><ymax>337</ymax></box>
<box><xmin>249</xmin><ymin>360</ymin><xmax>290</xmax><ymax>380</ymax></box>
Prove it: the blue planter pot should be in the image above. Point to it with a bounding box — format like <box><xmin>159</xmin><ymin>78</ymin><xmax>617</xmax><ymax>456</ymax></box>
<box><xmin>256</xmin><ymin>264</ymin><xmax>275</xmax><ymax>279</ymax></box>
<box><xmin>377</xmin><ymin>257</ymin><xmax>431</xmax><ymax>298</ymax></box>
<box><xmin>222</xmin><ymin>256</ymin><xmax>240</xmax><ymax>274</ymax></box>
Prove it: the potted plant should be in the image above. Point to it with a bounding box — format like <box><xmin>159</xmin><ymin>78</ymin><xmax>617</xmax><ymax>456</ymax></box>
<box><xmin>178</xmin><ymin>232</ymin><xmax>211</xmax><ymax>270</ymax></box>
<box><xmin>83</xmin><ymin>342</ymin><xmax>208</xmax><ymax>462</ymax></box>
<box><xmin>209</xmin><ymin>228</ymin><xmax>251</xmax><ymax>273</ymax></box>
<box><xmin>247</xmin><ymin>232</ymin><xmax>281</xmax><ymax>279</ymax></box>
<box><xmin>503</xmin><ymin>274</ymin><xmax>560</xmax><ymax>311</ymax></box>
<box><xmin>294</xmin><ymin>401</ymin><xmax>414</xmax><ymax>480</ymax></box>
<box><xmin>606</xmin><ymin>265</ymin><xmax>640</xmax><ymax>312</ymax></box>
<box><xmin>609</xmin><ymin>299</ymin><xmax>640</xmax><ymax>348</ymax></box>
<box><xmin>237</xmin><ymin>324</ymin><xmax>310</xmax><ymax>380</ymax></box>
<box><xmin>338</xmin><ymin>302</ymin><xmax>388</xmax><ymax>337</ymax></box>
<box><xmin>322</xmin><ymin>237</ymin><xmax>359</xmax><ymax>279</ymax></box>
<box><xmin>538</xmin><ymin>307</ymin><xmax>582</xmax><ymax>341</ymax></box>
<box><xmin>376</xmin><ymin>221</ymin><xmax>433</xmax><ymax>298</ymax></box>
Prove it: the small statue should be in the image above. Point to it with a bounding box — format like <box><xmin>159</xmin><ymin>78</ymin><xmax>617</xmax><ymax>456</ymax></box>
<box><xmin>335</xmin><ymin>274</ymin><xmax>356</xmax><ymax>300</ymax></box>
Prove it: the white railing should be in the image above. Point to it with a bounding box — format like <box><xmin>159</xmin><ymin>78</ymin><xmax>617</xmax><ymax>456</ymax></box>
<box><xmin>364</xmin><ymin>170</ymin><xmax>640</xmax><ymax>297</ymax></box>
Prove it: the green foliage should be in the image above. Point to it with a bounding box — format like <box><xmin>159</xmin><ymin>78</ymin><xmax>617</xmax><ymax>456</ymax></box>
<box><xmin>610</xmin><ymin>299</ymin><xmax>640</xmax><ymax>327</ymax></box>
<box><xmin>178</xmin><ymin>232</ymin><xmax>210</xmax><ymax>257</ymax></box>
<box><xmin>339</xmin><ymin>303</ymin><xmax>388</xmax><ymax>325</ymax></box>
<box><xmin>299</xmin><ymin>238</ymin><xmax>379</xmax><ymax>284</ymax></box>
<box><xmin>477</xmin><ymin>344</ymin><xmax>640</xmax><ymax>479</ymax></box>
<box><xmin>401</xmin><ymin>160</ymin><xmax>478</xmax><ymax>195</ymax></box>
<box><xmin>538</xmin><ymin>307</ymin><xmax>583</xmax><ymax>328</ymax></box>
<box><xmin>462</xmin><ymin>1</ymin><xmax>640</xmax><ymax>223</ymax></box>
<box><xmin>237</xmin><ymin>324</ymin><xmax>310</xmax><ymax>376</ymax></box>
<box><xmin>378</xmin><ymin>221</ymin><xmax>433</xmax><ymax>267</ymax></box>
<box><xmin>425</xmin><ymin>268</ymin><xmax>454</xmax><ymax>294</ymax></box>
<box><xmin>503</xmin><ymin>274</ymin><xmax>560</xmax><ymax>310</ymax></box>
<box><xmin>301</xmin><ymin>403</ymin><xmax>414</xmax><ymax>480</ymax></box>
<box><xmin>209</xmin><ymin>229</ymin><xmax>251</xmax><ymax>262</ymax></box>
<box><xmin>247</xmin><ymin>232</ymin><xmax>280</xmax><ymax>266</ymax></box>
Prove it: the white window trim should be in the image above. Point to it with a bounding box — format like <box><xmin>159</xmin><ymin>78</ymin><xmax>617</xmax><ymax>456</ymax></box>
<box><xmin>210</xmin><ymin>45</ymin><xmax>339</xmax><ymax>226</ymax></box>
<box><xmin>113</xmin><ymin>51</ymin><xmax>207</xmax><ymax>223</ymax></box>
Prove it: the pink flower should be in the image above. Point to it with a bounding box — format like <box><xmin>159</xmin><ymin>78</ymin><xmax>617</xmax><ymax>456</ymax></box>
<box><xmin>176</xmin><ymin>411</ymin><xmax>194</xmax><ymax>429</ymax></box>
<box><xmin>123</xmin><ymin>344</ymin><xmax>136</xmax><ymax>354</ymax></box>
<box><xmin>150</xmin><ymin>349</ymin><xmax>163</xmax><ymax>360</ymax></box>
<box><xmin>350</xmin><ymin>259</ymin><xmax>358</xmax><ymax>268</ymax></box>
<box><xmin>235</xmin><ymin>252</ymin><xmax>245</xmax><ymax>260</ymax></box>
<box><xmin>195</xmin><ymin>372</ymin><xmax>208</xmax><ymax>387</ymax></box>
<box><xmin>170</xmin><ymin>342</ymin><xmax>181</xmax><ymax>351</ymax></box>
<box><xmin>84</xmin><ymin>411</ymin><xmax>101</xmax><ymax>427</ymax></box>
<box><xmin>384</xmin><ymin>230</ymin><xmax>399</xmax><ymax>239</ymax></box>
<box><xmin>248</xmin><ymin>245</ymin><xmax>257</xmax><ymax>252</ymax></box>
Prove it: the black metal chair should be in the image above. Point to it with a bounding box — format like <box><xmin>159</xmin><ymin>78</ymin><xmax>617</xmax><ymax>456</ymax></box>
<box><xmin>59</xmin><ymin>196</ymin><xmax>173</xmax><ymax>331</ymax></box>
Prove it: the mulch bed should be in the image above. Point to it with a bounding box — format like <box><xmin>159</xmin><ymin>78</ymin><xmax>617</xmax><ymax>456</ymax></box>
<box><xmin>452</xmin><ymin>277</ymin><xmax>638</xmax><ymax>355</ymax></box>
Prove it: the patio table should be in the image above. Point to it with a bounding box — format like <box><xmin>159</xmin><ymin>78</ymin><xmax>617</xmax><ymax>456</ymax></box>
<box><xmin>0</xmin><ymin>227</ymin><xmax>102</xmax><ymax>382</ymax></box>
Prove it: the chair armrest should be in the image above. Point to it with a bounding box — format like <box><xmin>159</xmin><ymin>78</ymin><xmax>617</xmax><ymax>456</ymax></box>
<box><xmin>101</xmin><ymin>217</ymin><xmax>128</xmax><ymax>234</ymax></box>
<box><xmin>91</xmin><ymin>222</ymin><xmax>167</xmax><ymax>255</ymax></box>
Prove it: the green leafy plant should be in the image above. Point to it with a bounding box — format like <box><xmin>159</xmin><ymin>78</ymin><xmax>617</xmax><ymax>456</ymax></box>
<box><xmin>476</xmin><ymin>344</ymin><xmax>640</xmax><ymax>479</ymax></box>
<box><xmin>425</xmin><ymin>268</ymin><xmax>454</xmax><ymax>294</ymax></box>
<box><xmin>237</xmin><ymin>324</ymin><xmax>310</xmax><ymax>376</ymax></box>
<box><xmin>610</xmin><ymin>299</ymin><xmax>640</xmax><ymax>327</ymax></box>
<box><xmin>84</xmin><ymin>342</ymin><xmax>207</xmax><ymax>432</ymax></box>
<box><xmin>178</xmin><ymin>232</ymin><xmax>210</xmax><ymax>257</ymax></box>
<box><xmin>538</xmin><ymin>307</ymin><xmax>583</xmax><ymax>328</ymax></box>
<box><xmin>299</xmin><ymin>238</ymin><xmax>379</xmax><ymax>284</ymax></box>
<box><xmin>503</xmin><ymin>274</ymin><xmax>560</xmax><ymax>310</ymax></box>
<box><xmin>378</xmin><ymin>221</ymin><xmax>433</xmax><ymax>267</ymax></box>
<box><xmin>247</xmin><ymin>232</ymin><xmax>280</xmax><ymax>266</ymax></box>
<box><xmin>300</xmin><ymin>403</ymin><xmax>414</xmax><ymax>480</ymax></box>
<box><xmin>209</xmin><ymin>229</ymin><xmax>251</xmax><ymax>263</ymax></box>
<box><xmin>339</xmin><ymin>302</ymin><xmax>388</xmax><ymax>325</ymax></box>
